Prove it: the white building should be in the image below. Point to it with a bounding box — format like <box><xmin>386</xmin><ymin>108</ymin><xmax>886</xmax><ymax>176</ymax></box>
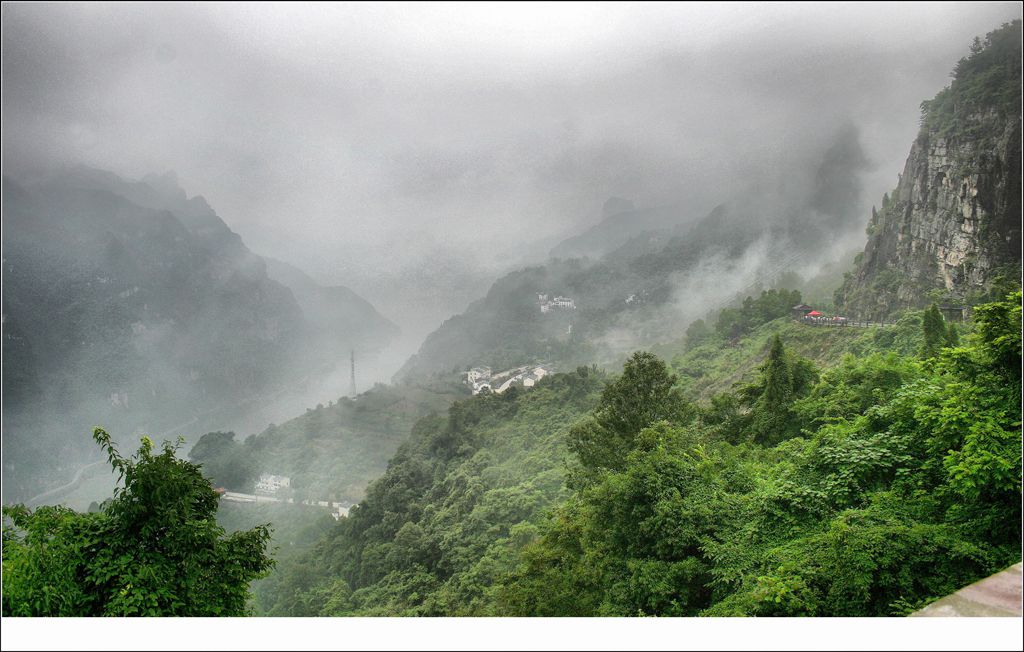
<box><xmin>522</xmin><ymin>366</ymin><xmax>550</xmax><ymax>387</ymax></box>
<box><xmin>490</xmin><ymin>365</ymin><xmax>552</xmax><ymax>393</ymax></box>
<box><xmin>471</xmin><ymin>382</ymin><xmax>492</xmax><ymax>395</ymax></box>
<box><xmin>495</xmin><ymin>374</ymin><xmax>523</xmax><ymax>393</ymax></box>
<box><xmin>466</xmin><ymin>366</ymin><xmax>494</xmax><ymax>395</ymax></box>
<box><xmin>255</xmin><ymin>474</ymin><xmax>291</xmax><ymax>495</ymax></box>
<box><xmin>538</xmin><ymin>293</ymin><xmax>576</xmax><ymax>313</ymax></box>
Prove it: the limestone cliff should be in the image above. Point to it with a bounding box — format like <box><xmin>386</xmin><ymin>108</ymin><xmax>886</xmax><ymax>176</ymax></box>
<box><xmin>837</xmin><ymin>20</ymin><xmax>1022</xmax><ymax>319</ymax></box>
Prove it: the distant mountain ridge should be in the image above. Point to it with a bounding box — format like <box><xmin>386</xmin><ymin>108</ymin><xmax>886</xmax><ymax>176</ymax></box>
<box><xmin>1</xmin><ymin>166</ymin><xmax>395</xmax><ymax>499</ymax></box>
<box><xmin>548</xmin><ymin>199</ymin><xmax>701</xmax><ymax>261</ymax></box>
<box><xmin>396</xmin><ymin>201</ymin><xmax>836</xmax><ymax>383</ymax></box>
<box><xmin>262</xmin><ymin>256</ymin><xmax>399</xmax><ymax>355</ymax></box>
<box><xmin>397</xmin><ymin>122</ymin><xmax>875</xmax><ymax>383</ymax></box>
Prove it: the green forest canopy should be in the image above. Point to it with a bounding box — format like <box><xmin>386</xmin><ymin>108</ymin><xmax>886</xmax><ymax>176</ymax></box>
<box><xmin>252</xmin><ymin>291</ymin><xmax>1021</xmax><ymax>616</ymax></box>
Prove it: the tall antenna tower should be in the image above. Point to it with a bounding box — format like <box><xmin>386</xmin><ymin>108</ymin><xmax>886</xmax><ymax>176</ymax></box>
<box><xmin>349</xmin><ymin>348</ymin><xmax>357</xmax><ymax>396</ymax></box>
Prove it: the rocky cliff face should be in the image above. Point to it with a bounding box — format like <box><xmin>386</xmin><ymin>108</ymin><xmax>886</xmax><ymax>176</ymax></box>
<box><xmin>837</xmin><ymin>21</ymin><xmax>1022</xmax><ymax>319</ymax></box>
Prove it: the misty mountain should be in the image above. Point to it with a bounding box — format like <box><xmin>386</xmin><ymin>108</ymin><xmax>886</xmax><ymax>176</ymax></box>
<box><xmin>262</xmin><ymin>256</ymin><xmax>399</xmax><ymax>356</ymax></box>
<box><xmin>394</xmin><ymin>207</ymin><xmax>771</xmax><ymax>382</ymax></box>
<box><xmin>396</xmin><ymin>125</ymin><xmax>875</xmax><ymax>383</ymax></box>
<box><xmin>549</xmin><ymin>198</ymin><xmax>702</xmax><ymax>261</ymax></box>
<box><xmin>1</xmin><ymin>167</ymin><xmax>395</xmax><ymax>500</ymax></box>
<box><xmin>338</xmin><ymin>251</ymin><xmax>501</xmax><ymax>350</ymax></box>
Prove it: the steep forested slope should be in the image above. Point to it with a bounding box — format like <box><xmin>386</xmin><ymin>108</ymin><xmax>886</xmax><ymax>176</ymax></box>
<box><xmin>254</xmin><ymin>368</ymin><xmax>607</xmax><ymax>615</ymax></box>
<box><xmin>190</xmin><ymin>379</ymin><xmax>464</xmax><ymax>503</ymax></box>
<box><xmin>256</xmin><ymin>290</ymin><xmax>1021</xmax><ymax>616</ymax></box>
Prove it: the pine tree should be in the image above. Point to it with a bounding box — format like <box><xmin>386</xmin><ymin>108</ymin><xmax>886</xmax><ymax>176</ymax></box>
<box><xmin>921</xmin><ymin>303</ymin><xmax>947</xmax><ymax>358</ymax></box>
<box><xmin>761</xmin><ymin>335</ymin><xmax>792</xmax><ymax>406</ymax></box>
<box><xmin>739</xmin><ymin>335</ymin><xmax>818</xmax><ymax>447</ymax></box>
<box><xmin>750</xmin><ymin>335</ymin><xmax>793</xmax><ymax>446</ymax></box>
<box><xmin>945</xmin><ymin>321</ymin><xmax>960</xmax><ymax>347</ymax></box>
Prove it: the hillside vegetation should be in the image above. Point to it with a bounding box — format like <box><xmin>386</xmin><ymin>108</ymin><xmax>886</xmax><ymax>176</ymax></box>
<box><xmin>189</xmin><ymin>380</ymin><xmax>464</xmax><ymax>503</ymax></box>
<box><xmin>253</xmin><ymin>290</ymin><xmax>1021</xmax><ymax>616</ymax></box>
<box><xmin>5</xmin><ymin>18</ymin><xmax>1021</xmax><ymax>622</ymax></box>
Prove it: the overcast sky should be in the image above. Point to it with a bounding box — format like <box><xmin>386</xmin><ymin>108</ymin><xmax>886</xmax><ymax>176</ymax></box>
<box><xmin>3</xmin><ymin>2</ymin><xmax>1021</xmax><ymax>283</ymax></box>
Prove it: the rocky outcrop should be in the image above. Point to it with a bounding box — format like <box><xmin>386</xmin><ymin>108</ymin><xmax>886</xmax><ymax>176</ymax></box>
<box><xmin>837</xmin><ymin>21</ymin><xmax>1022</xmax><ymax>319</ymax></box>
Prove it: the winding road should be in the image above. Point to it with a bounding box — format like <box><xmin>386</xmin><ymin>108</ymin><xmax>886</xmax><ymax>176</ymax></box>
<box><xmin>24</xmin><ymin>459</ymin><xmax>108</xmax><ymax>506</ymax></box>
<box><xmin>22</xmin><ymin>381</ymin><xmax>305</xmax><ymax>508</ymax></box>
<box><xmin>23</xmin><ymin>413</ymin><xmax>204</xmax><ymax>507</ymax></box>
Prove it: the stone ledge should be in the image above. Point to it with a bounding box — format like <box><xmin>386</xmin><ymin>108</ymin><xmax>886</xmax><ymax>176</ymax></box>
<box><xmin>912</xmin><ymin>562</ymin><xmax>1023</xmax><ymax>617</ymax></box>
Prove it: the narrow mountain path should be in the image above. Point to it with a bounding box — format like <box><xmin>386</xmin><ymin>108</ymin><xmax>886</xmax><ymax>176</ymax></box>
<box><xmin>24</xmin><ymin>414</ymin><xmax>202</xmax><ymax>507</ymax></box>
<box><xmin>22</xmin><ymin>381</ymin><xmax>303</xmax><ymax>507</ymax></box>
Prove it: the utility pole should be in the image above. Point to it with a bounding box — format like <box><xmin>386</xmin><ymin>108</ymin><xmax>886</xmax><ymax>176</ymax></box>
<box><xmin>349</xmin><ymin>348</ymin><xmax>357</xmax><ymax>397</ymax></box>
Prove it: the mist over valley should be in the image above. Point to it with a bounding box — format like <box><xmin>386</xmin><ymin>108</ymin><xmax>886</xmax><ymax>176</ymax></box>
<box><xmin>1</xmin><ymin>2</ymin><xmax>1021</xmax><ymax>633</ymax></box>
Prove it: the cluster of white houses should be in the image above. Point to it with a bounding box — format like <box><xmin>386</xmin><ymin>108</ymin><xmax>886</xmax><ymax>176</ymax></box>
<box><xmin>466</xmin><ymin>364</ymin><xmax>552</xmax><ymax>395</ymax></box>
<box><xmin>255</xmin><ymin>473</ymin><xmax>291</xmax><ymax>495</ymax></box>
<box><xmin>537</xmin><ymin>293</ymin><xmax>576</xmax><ymax>313</ymax></box>
<box><xmin>221</xmin><ymin>477</ymin><xmax>354</xmax><ymax>520</ymax></box>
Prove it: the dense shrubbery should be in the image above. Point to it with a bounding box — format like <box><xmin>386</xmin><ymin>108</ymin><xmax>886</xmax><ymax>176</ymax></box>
<box><xmin>500</xmin><ymin>292</ymin><xmax>1021</xmax><ymax>615</ymax></box>
<box><xmin>253</xmin><ymin>291</ymin><xmax>1022</xmax><ymax>616</ymax></box>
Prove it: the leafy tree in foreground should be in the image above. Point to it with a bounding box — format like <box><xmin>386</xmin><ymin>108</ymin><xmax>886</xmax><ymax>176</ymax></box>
<box><xmin>2</xmin><ymin>428</ymin><xmax>273</xmax><ymax>616</ymax></box>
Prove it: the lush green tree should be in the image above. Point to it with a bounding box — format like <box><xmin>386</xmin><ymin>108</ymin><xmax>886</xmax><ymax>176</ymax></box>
<box><xmin>684</xmin><ymin>318</ymin><xmax>713</xmax><ymax>349</ymax></box>
<box><xmin>2</xmin><ymin>428</ymin><xmax>273</xmax><ymax>616</ymax></box>
<box><xmin>945</xmin><ymin>322</ymin><xmax>960</xmax><ymax>347</ymax></box>
<box><xmin>971</xmin><ymin>290</ymin><xmax>1022</xmax><ymax>379</ymax></box>
<box><xmin>188</xmin><ymin>431</ymin><xmax>257</xmax><ymax>491</ymax></box>
<box><xmin>567</xmin><ymin>351</ymin><xmax>694</xmax><ymax>481</ymax></box>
